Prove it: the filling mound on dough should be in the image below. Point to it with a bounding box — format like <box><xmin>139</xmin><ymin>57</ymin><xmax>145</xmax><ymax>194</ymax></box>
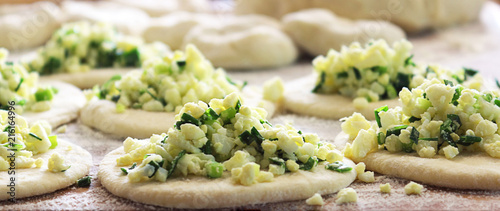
<box><xmin>90</xmin><ymin>45</ymin><xmax>245</xmax><ymax>113</ymax></box>
<box><xmin>117</xmin><ymin>93</ymin><xmax>352</xmax><ymax>185</ymax></box>
<box><xmin>27</xmin><ymin>21</ymin><xmax>169</xmax><ymax>75</ymax></box>
<box><xmin>0</xmin><ymin>110</ymin><xmax>69</xmax><ymax>172</ymax></box>
<box><xmin>312</xmin><ymin>39</ymin><xmax>482</xmax><ymax>106</ymax></box>
<box><xmin>0</xmin><ymin>49</ymin><xmax>58</xmax><ymax>113</ymax></box>
<box><xmin>341</xmin><ymin>79</ymin><xmax>500</xmax><ymax>161</ymax></box>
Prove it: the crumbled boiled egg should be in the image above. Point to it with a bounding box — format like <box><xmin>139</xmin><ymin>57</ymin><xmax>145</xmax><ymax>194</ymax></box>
<box><xmin>306</xmin><ymin>193</ymin><xmax>324</xmax><ymax>206</ymax></box>
<box><xmin>335</xmin><ymin>188</ymin><xmax>358</xmax><ymax>204</ymax></box>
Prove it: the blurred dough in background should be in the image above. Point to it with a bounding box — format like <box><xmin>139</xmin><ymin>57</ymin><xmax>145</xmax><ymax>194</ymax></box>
<box><xmin>235</xmin><ymin>0</ymin><xmax>486</xmax><ymax>34</ymax></box>
<box><xmin>283</xmin><ymin>9</ymin><xmax>406</xmax><ymax>56</ymax></box>
<box><xmin>61</xmin><ymin>1</ymin><xmax>150</xmax><ymax>36</ymax></box>
<box><xmin>107</xmin><ymin>0</ymin><xmax>210</xmax><ymax>17</ymax></box>
<box><xmin>182</xmin><ymin>15</ymin><xmax>297</xmax><ymax>69</ymax></box>
<box><xmin>143</xmin><ymin>12</ymin><xmax>216</xmax><ymax>50</ymax></box>
<box><xmin>0</xmin><ymin>1</ymin><xmax>62</xmax><ymax>51</ymax></box>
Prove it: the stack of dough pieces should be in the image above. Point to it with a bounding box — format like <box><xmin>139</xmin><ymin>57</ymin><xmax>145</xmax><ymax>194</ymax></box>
<box><xmin>235</xmin><ymin>0</ymin><xmax>486</xmax><ymax>33</ymax></box>
<box><xmin>282</xmin><ymin>9</ymin><xmax>406</xmax><ymax>56</ymax></box>
<box><xmin>143</xmin><ymin>13</ymin><xmax>298</xmax><ymax>70</ymax></box>
<box><xmin>0</xmin><ymin>1</ymin><xmax>62</xmax><ymax>51</ymax></box>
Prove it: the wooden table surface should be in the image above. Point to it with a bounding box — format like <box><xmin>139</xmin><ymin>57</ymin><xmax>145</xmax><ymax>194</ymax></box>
<box><xmin>1</xmin><ymin>1</ymin><xmax>500</xmax><ymax>210</ymax></box>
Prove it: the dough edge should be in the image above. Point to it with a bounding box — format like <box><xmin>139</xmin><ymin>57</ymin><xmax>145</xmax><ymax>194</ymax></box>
<box><xmin>98</xmin><ymin>146</ymin><xmax>357</xmax><ymax>208</ymax></box>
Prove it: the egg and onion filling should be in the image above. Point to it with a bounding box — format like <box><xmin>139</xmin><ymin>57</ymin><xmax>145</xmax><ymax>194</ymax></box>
<box><xmin>0</xmin><ymin>111</ymin><xmax>69</xmax><ymax>172</ymax></box>
<box><xmin>116</xmin><ymin>93</ymin><xmax>352</xmax><ymax>185</ymax></box>
<box><xmin>91</xmin><ymin>45</ymin><xmax>244</xmax><ymax>113</ymax></box>
<box><xmin>312</xmin><ymin>39</ymin><xmax>482</xmax><ymax>108</ymax></box>
<box><xmin>27</xmin><ymin>21</ymin><xmax>169</xmax><ymax>75</ymax></box>
<box><xmin>342</xmin><ymin>78</ymin><xmax>500</xmax><ymax>161</ymax></box>
<box><xmin>0</xmin><ymin>48</ymin><xmax>57</xmax><ymax>113</ymax></box>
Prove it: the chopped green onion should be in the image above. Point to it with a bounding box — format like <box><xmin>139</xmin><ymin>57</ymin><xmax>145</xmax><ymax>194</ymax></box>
<box><xmin>167</xmin><ymin>150</ymin><xmax>186</xmax><ymax>179</ymax></box>
<box><xmin>451</xmin><ymin>87</ymin><xmax>463</xmax><ymax>106</ymax></box>
<box><xmin>299</xmin><ymin>157</ymin><xmax>318</xmax><ymax>170</ymax></box>
<box><xmin>377</xmin><ymin>132</ymin><xmax>386</xmax><ymax>145</ymax></box>
<box><xmin>374</xmin><ymin>105</ymin><xmax>389</xmax><ymax>128</ymax></box>
<box><xmin>386</xmin><ymin>125</ymin><xmax>409</xmax><ymax>137</ymax></box>
<box><xmin>201</xmin><ymin>140</ymin><xmax>212</xmax><ymax>154</ymax></box>
<box><xmin>444</xmin><ymin>79</ymin><xmax>454</xmax><ymax>86</ymax></box>
<box><xmin>34</xmin><ymin>88</ymin><xmax>55</xmax><ymax>102</ymax></box>
<box><xmin>426</xmin><ymin>66</ymin><xmax>435</xmax><ymax>74</ymax></box>
<box><xmin>260</xmin><ymin>120</ymin><xmax>272</xmax><ymax>126</ymax></box>
<box><xmin>176</xmin><ymin>60</ymin><xmax>186</xmax><ymax>67</ymax></box>
<box><xmin>418</xmin><ymin>137</ymin><xmax>439</xmax><ymax>141</ymax></box>
<box><xmin>121</xmin><ymin>163</ymin><xmax>137</xmax><ymax>175</ymax></box>
<box><xmin>200</xmin><ymin>108</ymin><xmax>219</xmax><ymax>125</ymax></box>
<box><xmin>14</xmin><ymin>78</ymin><xmax>24</xmax><ymax>92</ymax></box>
<box><xmin>235</xmin><ymin>100</ymin><xmax>241</xmax><ymax>112</ymax></box>
<box><xmin>401</xmin><ymin>142</ymin><xmax>414</xmax><ymax>153</ymax></box>
<box><xmin>76</xmin><ymin>176</ymin><xmax>92</xmax><ymax>187</ymax></box>
<box><xmin>337</xmin><ymin>72</ymin><xmax>348</xmax><ymax>79</ymax></box>
<box><xmin>395</xmin><ymin>72</ymin><xmax>411</xmax><ymax>92</ymax></box>
<box><xmin>206</xmin><ymin>162</ymin><xmax>224</xmax><ymax>178</ymax></box>
<box><xmin>456</xmin><ymin>135</ymin><xmax>482</xmax><ymax>146</ymax></box>
<box><xmin>61</xmin><ymin>165</ymin><xmax>71</xmax><ymax>172</ymax></box>
<box><xmin>410</xmin><ymin>127</ymin><xmax>420</xmax><ymax>145</ymax></box>
<box><xmin>483</xmin><ymin>94</ymin><xmax>493</xmax><ymax>102</ymax></box>
<box><xmin>175</xmin><ymin>113</ymin><xmax>201</xmax><ymax>129</ymax></box>
<box><xmin>404</xmin><ymin>55</ymin><xmax>416</xmax><ymax>67</ymax></box>
<box><xmin>29</xmin><ymin>132</ymin><xmax>42</xmax><ymax>141</ymax></box>
<box><xmin>220</xmin><ymin>107</ymin><xmax>236</xmax><ymax>124</ymax></box>
<box><xmin>111</xmin><ymin>95</ymin><xmax>120</xmax><ymax>102</ymax></box>
<box><xmin>325</xmin><ymin>161</ymin><xmax>352</xmax><ymax>173</ymax></box>
<box><xmin>494</xmin><ymin>98</ymin><xmax>500</xmax><ymax>107</ymax></box>
<box><xmin>463</xmin><ymin>68</ymin><xmax>478</xmax><ymax>77</ymax></box>
<box><xmin>371</xmin><ymin>66</ymin><xmax>387</xmax><ymax>74</ymax></box>
<box><xmin>239</xmin><ymin>127</ymin><xmax>265</xmax><ymax>146</ymax></box>
<box><xmin>353</xmin><ymin>67</ymin><xmax>361</xmax><ymax>80</ymax></box>
<box><xmin>3</xmin><ymin>125</ymin><xmax>11</xmax><ymax>132</ymax></box>
<box><xmin>49</xmin><ymin>135</ymin><xmax>58</xmax><ymax>149</ymax></box>
<box><xmin>496</xmin><ymin>78</ymin><xmax>500</xmax><ymax>89</ymax></box>
<box><xmin>147</xmin><ymin>160</ymin><xmax>162</xmax><ymax>178</ymax></box>
<box><xmin>409</xmin><ymin>116</ymin><xmax>421</xmax><ymax>123</ymax></box>
<box><xmin>452</xmin><ymin>75</ymin><xmax>463</xmax><ymax>83</ymax></box>
<box><xmin>312</xmin><ymin>71</ymin><xmax>326</xmax><ymax>93</ymax></box>
<box><xmin>386</xmin><ymin>84</ymin><xmax>398</xmax><ymax>99</ymax></box>
<box><xmin>2</xmin><ymin>143</ymin><xmax>23</xmax><ymax>151</ymax></box>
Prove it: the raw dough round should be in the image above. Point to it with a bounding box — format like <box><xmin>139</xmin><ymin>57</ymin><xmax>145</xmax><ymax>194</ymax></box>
<box><xmin>98</xmin><ymin>146</ymin><xmax>356</xmax><ymax>208</ymax></box>
<box><xmin>282</xmin><ymin>9</ymin><xmax>406</xmax><ymax>56</ymax></box>
<box><xmin>235</xmin><ymin>0</ymin><xmax>486</xmax><ymax>34</ymax></box>
<box><xmin>143</xmin><ymin>12</ymin><xmax>216</xmax><ymax>50</ymax></box>
<box><xmin>39</xmin><ymin>68</ymin><xmax>137</xmax><ymax>89</ymax></box>
<box><xmin>334</xmin><ymin>132</ymin><xmax>500</xmax><ymax>190</ymax></box>
<box><xmin>108</xmin><ymin>0</ymin><xmax>210</xmax><ymax>17</ymax></box>
<box><xmin>0</xmin><ymin>139</ymin><xmax>92</xmax><ymax>200</ymax></box>
<box><xmin>181</xmin><ymin>15</ymin><xmax>298</xmax><ymax>70</ymax></box>
<box><xmin>61</xmin><ymin>1</ymin><xmax>150</xmax><ymax>36</ymax></box>
<box><xmin>284</xmin><ymin>75</ymin><xmax>401</xmax><ymax>120</ymax></box>
<box><xmin>80</xmin><ymin>87</ymin><xmax>277</xmax><ymax>139</ymax></box>
<box><xmin>23</xmin><ymin>81</ymin><xmax>86</xmax><ymax>128</ymax></box>
<box><xmin>0</xmin><ymin>1</ymin><xmax>62</xmax><ymax>51</ymax></box>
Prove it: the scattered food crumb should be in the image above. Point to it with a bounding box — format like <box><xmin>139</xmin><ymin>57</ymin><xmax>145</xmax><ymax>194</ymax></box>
<box><xmin>336</xmin><ymin>188</ymin><xmax>358</xmax><ymax>204</ymax></box>
<box><xmin>380</xmin><ymin>183</ymin><xmax>391</xmax><ymax>193</ymax></box>
<box><xmin>305</xmin><ymin>193</ymin><xmax>324</xmax><ymax>206</ymax></box>
<box><xmin>405</xmin><ymin>181</ymin><xmax>423</xmax><ymax>195</ymax></box>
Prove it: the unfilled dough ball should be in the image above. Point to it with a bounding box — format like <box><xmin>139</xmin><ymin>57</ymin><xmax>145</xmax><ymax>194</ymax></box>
<box><xmin>282</xmin><ymin>9</ymin><xmax>405</xmax><ymax>56</ymax></box>
<box><xmin>182</xmin><ymin>15</ymin><xmax>298</xmax><ymax>69</ymax></box>
<box><xmin>61</xmin><ymin>1</ymin><xmax>150</xmax><ymax>36</ymax></box>
<box><xmin>235</xmin><ymin>0</ymin><xmax>486</xmax><ymax>34</ymax></box>
<box><xmin>107</xmin><ymin>0</ymin><xmax>210</xmax><ymax>17</ymax></box>
<box><xmin>143</xmin><ymin>12</ymin><xmax>216</xmax><ymax>50</ymax></box>
<box><xmin>0</xmin><ymin>1</ymin><xmax>62</xmax><ymax>51</ymax></box>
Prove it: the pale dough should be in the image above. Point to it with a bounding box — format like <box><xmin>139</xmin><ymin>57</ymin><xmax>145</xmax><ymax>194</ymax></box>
<box><xmin>0</xmin><ymin>1</ymin><xmax>62</xmax><ymax>51</ymax></box>
<box><xmin>143</xmin><ymin>12</ymin><xmax>216</xmax><ymax>50</ymax></box>
<box><xmin>23</xmin><ymin>81</ymin><xmax>86</xmax><ymax>128</ymax></box>
<box><xmin>182</xmin><ymin>15</ymin><xmax>298</xmax><ymax>70</ymax></box>
<box><xmin>39</xmin><ymin>68</ymin><xmax>137</xmax><ymax>89</ymax></box>
<box><xmin>61</xmin><ymin>1</ymin><xmax>150</xmax><ymax>36</ymax></box>
<box><xmin>282</xmin><ymin>9</ymin><xmax>406</xmax><ymax>56</ymax></box>
<box><xmin>108</xmin><ymin>0</ymin><xmax>210</xmax><ymax>17</ymax></box>
<box><xmin>80</xmin><ymin>87</ymin><xmax>278</xmax><ymax>139</ymax></box>
<box><xmin>284</xmin><ymin>75</ymin><xmax>401</xmax><ymax>120</ymax></box>
<box><xmin>98</xmin><ymin>146</ymin><xmax>356</xmax><ymax>208</ymax></box>
<box><xmin>235</xmin><ymin>0</ymin><xmax>486</xmax><ymax>34</ymax></box>
<box><xmin>334</xmin><ymin>132</ymin><xmax>500</xmax><ymax>190</ymax></box>
<box><xmin>0</xmin><ymin>139</ymin><xmax>92</xmax><ymax>200</ymax></box>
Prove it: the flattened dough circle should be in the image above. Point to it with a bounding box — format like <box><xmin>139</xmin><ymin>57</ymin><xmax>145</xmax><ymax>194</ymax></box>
<box><xmin>334</xmin><ymin>132</ymin><xmax>500</xmax><ymax>190</ymax></box>
<box><xmin>23</xmin><ymin>81</ymin><xmax>86</xmax><ymax>128</ymax></box>
<box><xmin>99</xmin><ymin>146</ymin><xmax>356</xmax><ymax>208</ymax></box>
<box><xmin>0</xmin><ymin>139</ymin><xmax>93</xmax><ymax>200</ymax></box>
<box><xmin>39</xmin><ymin>68</ymin><xmax>136</xmax><ymax>89</ymax></box>
<box><xmin>284</xmin><ymin>75</ymin><xmax>401</xmax><ymax>120</ymax></box>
